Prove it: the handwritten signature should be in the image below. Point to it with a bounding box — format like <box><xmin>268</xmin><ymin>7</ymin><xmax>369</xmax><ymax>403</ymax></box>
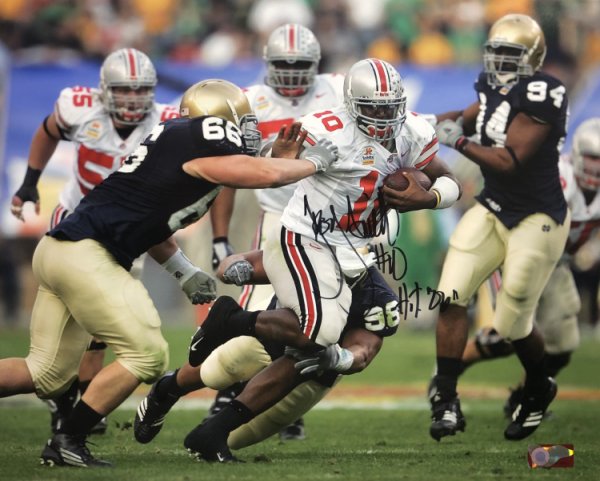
<box><xmin>303</xmin><ymin>193</ymin><xmax>390</xmax><ymax>239</ymax></box>
<box><xmin>371</xmin><ymin>244</ymin><xmax>458</xmax><ymax>317</ymax></box>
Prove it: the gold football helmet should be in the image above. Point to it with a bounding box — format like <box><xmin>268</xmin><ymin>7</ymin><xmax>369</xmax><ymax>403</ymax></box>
<box><xmin>180</xmin><ymin>79</ymin><xmax>260</xmax><ymax>155</ymax></box>
<box><xmin>483</xmin><ymin>14</ymin><xmax>546</xmax><ymax>88</ymax></box>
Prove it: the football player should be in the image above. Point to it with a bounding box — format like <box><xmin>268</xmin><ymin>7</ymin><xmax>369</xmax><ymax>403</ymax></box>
<box><xmin>170</xmin><ymin>58</ymin><xmax>460</xmax><ymax>463</ymax></box>
<box><xmin>0</xmin><ymin>79</ymin><xmax>338</xmax><ymax>468</ymax></box>
<box><xmin>205</xmin><ymin>23</ymin><xmax>349</xmax><ymax>440</ymax></box>
<box><xmin>426</xmin><ymin>14</ymin><xmax>570</xmax><ymax>441</ymax></box>
<box><xmin>133</xmin><ymin>248</ymin><xmax>400</xmax><ymax>452</ymax></box>
<box><xmin>457</xmin><ymin>118</ymin><xmax>600</xmax><ymax>415</ymax></box>
<box><xmin>9</xmin><ymin>48</ymin><xmax>180</xmax><ymax>435</ymax></box>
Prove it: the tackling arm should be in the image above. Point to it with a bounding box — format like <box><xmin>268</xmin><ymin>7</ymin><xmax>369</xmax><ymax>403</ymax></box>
<box><xmin>149</xmin><ymin>237</ymin><xmax>217</xmax><ymax>305</ymax></box>
<box><xmin>339</xmin><ymin>328</ymin><xmax>383</xmax><ymax>374</ymax></box>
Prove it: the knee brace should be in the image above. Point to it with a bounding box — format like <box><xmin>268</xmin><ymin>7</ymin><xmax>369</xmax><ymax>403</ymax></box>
<box><xmin>474</xmin><ymin>327</ymin><xmax>514</xmax><ymax>359</ymax></box>
<box><xmin>200</xmin><ymin>336</ymin><xmax>271</xmax><ymax>390</ymax></box>
<box><xmin>228</xmin><ymin>380</ymin><xmax>330</xmax><ymax>450</ymax></box>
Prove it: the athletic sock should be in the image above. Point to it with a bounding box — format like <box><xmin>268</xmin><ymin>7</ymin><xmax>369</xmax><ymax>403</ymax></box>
<box><xmin>223</xmin><ymin>310</ymin><xmax>259</xmax><ymax>337</ymax></box>
<box><xmin>59</xmin><ymin>400</ymin><xmax>104</xmax><ymax>436</ymax></box>
<box><xmin>156</xmin><ymin>369</ymin><xmax>185</xmax><ymax>399</ymax></box>
<box><xmin>434</xmin><ymin>357</ymin><xmax>462</xmax><ymax>400</ymax></box>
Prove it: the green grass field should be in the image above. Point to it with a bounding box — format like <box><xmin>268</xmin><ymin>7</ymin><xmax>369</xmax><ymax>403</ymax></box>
<box><xmin>1</xmin><ymin>324</ymin><xmax>599</xmax><ymax>481</ymax></box>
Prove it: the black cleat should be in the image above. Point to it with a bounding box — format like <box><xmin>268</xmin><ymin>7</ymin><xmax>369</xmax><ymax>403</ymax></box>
<box><xmin>279</xmin><ymin>417</ymin><xmax>306</xmax><ymax>441</ymax></box>
<box><xmin>504</xmin><ymin>377</ymin><xmax>557</xmax><ymax>441</ymax></box>
<box><xmin>503</xmin><ymin>385</ymin><xmax>525</xmax><ymax>419</ymax></box>
<box><xmin>134</xmin><ymin>372</ymin><xmax>180</xmax><ymax>444</ymax></box>
<box><xmin>184</xmin><ymin>423</ymin><xmax>242</xmax><ymax>463</ymax></box>
<box><xmin>40</xmin><ymin>433</ymin><xmax>112</xmax><ymax>468</ymax></box>
<box><xmin>189</xmin><ymin>296</ymin><xmax>243</xmax><ymax>367</ymax></box>
<box><xmin>430</xmin><ymin>397</ymin><xmax>466</xmax><ymax>441</ymax></box>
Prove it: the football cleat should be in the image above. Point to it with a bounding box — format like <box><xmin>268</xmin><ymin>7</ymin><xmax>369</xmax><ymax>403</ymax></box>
<box><xmin>430</xmin><ymin>397</ymin><xmax>466</xmax><ymax>441</ymax></box>
<box><xmin>40</xmin><ymin>433</ymin><xmax>112</xmax><ymax>468</ymax></box>
<box><xmin>188</xmin><ymin>296</ymin><xmax>243</xmax><ymax>367</ymax></box>
<box><xmin>279</xmin><ymin>417</ymin><xmax>306</xmax><ymax>441</ymax></box>
<box><xmin>504</xmin><ymin>377</ymin><xmax>557</xmax><ymax>440</ymax></box>
<box><xmin>184</xmin><ymin>423</ymin><xmax>241</xmax><ymax>463</ymax></box>
<box><xmin>503</xmin><ymin>385</ymin><xmax>525</xmax><ymax>419</ymax></box>
<box><xmin>134</xmin><ymin>372</ymin><xmax>180</xmax><ymax>444</ymax></box>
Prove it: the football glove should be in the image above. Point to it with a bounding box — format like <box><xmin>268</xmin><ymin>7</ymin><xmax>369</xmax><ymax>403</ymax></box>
<box><xmin>300</xmin><ymin>138</ymin><xmax>339</xmax><ymax>172</ymax></box>
<box><xmin>211</xmin><ymin>237</ymin><xmax>234</xmax><ymax>271</ymax></box>
<box><xmin>294</xmin><ymin>344</ymin><xmax>354</xmax><ymax>375</ymax></box>
<box><xmin>435</xmin><ymin>117</ymin><xmax>465</xmax><ymax>150</ymax></box>
<box><xmin>222</xmin><ymin>259</ymin><xmax>254</xmax><ymax>286</ymax></box>
<box><xmin>181</xmin><ymin>269</ymin><xmax>217</xmax><ymax>305</ymax></box>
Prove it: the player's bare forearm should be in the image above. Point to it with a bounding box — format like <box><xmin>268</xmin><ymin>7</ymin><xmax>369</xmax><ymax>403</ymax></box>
<box><xmin>340</xmin><ymin>329</ymin><xmax>383</xmax><ymax>374</ymax></box>
<box><xmin>147</xmin><ymin>237</ymin><xmax>179</xmax><ymax>264</ymax></box>
<box><xmin>210</xmin><ymin>187</ymin><xmax>236</xmax><ymax>238</ymax></box>
<box><xmin>182</xmin><ymin>155</ymin><xmax>316</xmax><ymax>188</ymax></box>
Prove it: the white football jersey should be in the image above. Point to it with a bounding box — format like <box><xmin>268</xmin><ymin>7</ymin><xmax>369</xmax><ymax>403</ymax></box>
<box><xmin>559</xmin><ymin>154</ymin><xmax>600</xmax><ymax>254</ymax></box>
<box><xmin>245</xmin><ymin>73</ymin><xmax>345</xmax><ymax>213</ymax></box>
<box><xmin>54</xmin><ymin>86</ymin><xmax>179</xmax><ymax>210</ymax></box>
<box><xmin>281</xmin><ymin>108</ymin><xmax>438</xmax><ymax>247</ymax></box>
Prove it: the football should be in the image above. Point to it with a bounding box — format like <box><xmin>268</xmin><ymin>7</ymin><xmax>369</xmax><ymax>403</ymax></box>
<box><xmin>383</xmin><ymin>167</ymin><xmax>432</xmax><ymax>191</ymax></box>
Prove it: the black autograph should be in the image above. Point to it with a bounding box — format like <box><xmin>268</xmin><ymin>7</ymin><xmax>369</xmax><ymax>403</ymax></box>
<box><xmin>303</xmin><ymin>192</ymin><xmax>389</xmax><ymax>239</ymax></box>
<box><xmin>372</xmin><ymin>243</ymin><xmax>458</xmax><ymax>318</ymax></box>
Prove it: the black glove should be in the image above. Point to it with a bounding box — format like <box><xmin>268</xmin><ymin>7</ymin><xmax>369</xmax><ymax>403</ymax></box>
<box><xmin>211</xmin><ymin>237</ymin><xmax>234</xmax><ymax>271</ymax></box>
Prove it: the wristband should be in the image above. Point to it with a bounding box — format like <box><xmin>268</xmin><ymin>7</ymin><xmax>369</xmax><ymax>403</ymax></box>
<box><xmin>455</xmin><ymin>136</ymin><xmax>470</xmax><ymax>153</ymax></box>
<box><xmin>336</xmin><ymin>346</ymin><xmax>355</xmax><ymax>372</ymax></box>
<box><xmin>161</xmin><ymin>249</ymin><xmax>197</xmax><ymax>284</ymax></box>
<box><xmin>430</xmin><ymin>175</ymin><xmax>460</xmax><ymax>209</ymax></box>
<box><xmin>22</xmin><ymin>166</ymin><xmax>42</xmax><ymax>187</ymax></box>
<box><xmin>42</xmin><ymin>115</ymin><xmax>60</xmax><ymax>140</ymax></box>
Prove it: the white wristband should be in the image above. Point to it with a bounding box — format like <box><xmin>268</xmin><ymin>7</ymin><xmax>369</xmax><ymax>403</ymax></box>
<box><xmin>430</xmin><ymin>175</ymin><xmax>460</xmax><ymax>209</ymax></box>
<box><xmin>335</xmin><ymin>345</ymin><xmax>355</xmax><ymax>372</ymax></box>
<box><xmin>161</xmin><ymin>249</ymin><xmax>197</xmax><ymax>285</ymax></box>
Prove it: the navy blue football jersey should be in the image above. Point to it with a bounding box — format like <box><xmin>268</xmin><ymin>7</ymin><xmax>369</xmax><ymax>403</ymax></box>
<box><xmin>49</xmin><ymin>116</ymin><xmax>246</xmax><ymax>269</ymax></box>
<box><xmin>345</xmin><ymin>266</ymin><xmax>399</xmax><ymax>338</ymax></box>
<box><xmin>473</xmin><ymin>71</ymin><xmax>568</xmax><ymax>228</ymax></box>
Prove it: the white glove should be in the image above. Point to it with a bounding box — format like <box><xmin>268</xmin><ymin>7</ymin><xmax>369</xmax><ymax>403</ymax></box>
<box><xmin>222</xmin><ymin>260</ymin><xmax>254</xmax><ymax>286</ymax></box>
<box><xmin>161</xmin><ymin>249</ymin><xmax>217</xmax><ymax>304</ymax></box>
<box><xmin>211</xmin><ymin>237</ymin><xmax>234</xmax><ymax>271</ymax></box>
<box><xmin>300</xmin><ymin>138</ymin><xmax>339</xmax><ymax>172</ymax></box>
<box><xmin>435</xmin><ymin>118</ymin><xmax>465</xmax><ymax>149</ymax></box>
<box><xmin>294</xmin><ymin>344</ymin><xmax>354</xmax><ymax>375</ymax></box>
<box><xmin>181</xmin><ymin>269</ymin><xmax>217</xmax><ymax>304</ymax></box>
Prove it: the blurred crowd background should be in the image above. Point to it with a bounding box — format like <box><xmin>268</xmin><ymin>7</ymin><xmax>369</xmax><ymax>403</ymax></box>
<box><xmin>2</xmin><ymin>0</ymin><xmax>600</xmax><ymax>88</ymax></box>
<box><xmin>2</xmin><ymin>0</ymin><xmax>600</xmax><ymax>331</ymax></box>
